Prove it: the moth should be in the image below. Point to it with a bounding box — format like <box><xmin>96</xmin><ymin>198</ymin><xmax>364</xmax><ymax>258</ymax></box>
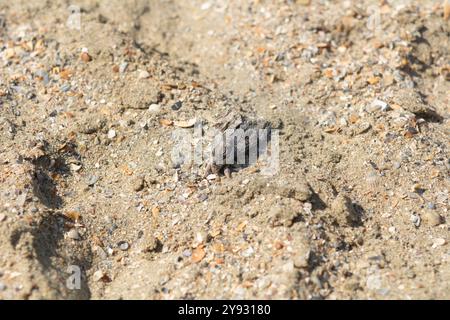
<box><xmin>205</xmin><ymin>111</ymin><xmax>271</xmax><ymax>178</ymax></box>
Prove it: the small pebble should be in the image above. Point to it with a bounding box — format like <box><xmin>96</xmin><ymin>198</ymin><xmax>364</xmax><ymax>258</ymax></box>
<box><xmin>241</xmin><ymin>246</ymin><xmax>254</xmax><ymax>258</ymax></box>
<box><xmin>422</xmin><ymin>210</ymin><xmax>442</xmax><ymax>227</ymax></box>
<box><xmin>132</xmin><ymin>176</ymin><xmax>145</xmax><ymax>192</ymax></box>
<box><xmin>80</xmin><ymin>51</ymin><xmax>92</xmax><ymax>62</ymax></box>
<box><xmin>426</xmin><ymin>202</ymin><xmax>436</xmax><ymax>210</ymax></box>
<box><xmin>60</xmin><ymin>83</ymin><xmax>71</xmax><ymax>92</ymax></box>
<box><xmin>303</xmin><ymin>202</ymin><xmax>312</xmax><ymax>214</ymax></box>
<box><xmin>171</xmin><ymin>101</ymin><xmax>182</xmax><ymax>111</ymax></box>
<box><xmin>197</xmin><ymin>193</ymin><xmax>208</xmax><ymax>202</ymax></box>
<box><xmin>138</xmin><ymin>70</ymin><xmax>150</xmax><ymax>79</ymax></box>
<box><xmin>201</xmin><ymin>2</ymin><xmax>212</xmax><ymax>10</ymax></box>
<box><xmin>70</xmin><ymin>163</ymin><xmax>82</xmax><ymax>172</ymax></box>
<box><xmin>93</xmin><ymin>270</ymin><xmax>107</xmax><ymax>282</ymax></box>
<box><xmin>410</xmin><ymin>213</ymin><xmax>421</xmax><ymax>227</ymax></box>
<box><xmin>293</xmin><ymin>247</ymin><xmax>311</xmax><ymax>268</ymax></box>
<box><xmin>366</xmin><ymin>274</ymin><xmax>382</xmax><ymax>290</ymax></box>
<box><xmin>432</xmin><ymin>238</ymin><xmax>446</xmax><ymax>248</ymax></box>
<box><xmin>183</xmin><ymin>250</ymin><xmax>192</xmax><ymax>257</ymax></box>
<box><xmin>107</xmin><ymin>129</ymin><xmax>116</xmax><ymax>139</ymax></box>
<box><xmin>119</xmin><ymin>62</ymin><xmax>128</xmax><ymax>73</ymax></box>
<box><xmin>118</xmin><ymin>241</ymin><xmax>129</xmax><ymax>251</ymax></box>
<box><xmin>148</xmin><ymin>104</ymin><xmax>161</xmax><ymax>113</ymax></box>
<box><xmin>67</xmin><ymin>229</ymin><xmax>80</xmax><ymax>240</ymax></box>
<box><xmin>86</xmin><ymin>175</ymin><xmax>98</xmax><ymax>186</ymax></box>
<box><xmin>369</xmin><ymin>99</ymin><xmax>390</xmax><ymax>112</ymax></box>
<box><xmin>356</xmin><ymin>122</ymin><xmax>372</xmax><ymax>135</ymax></box>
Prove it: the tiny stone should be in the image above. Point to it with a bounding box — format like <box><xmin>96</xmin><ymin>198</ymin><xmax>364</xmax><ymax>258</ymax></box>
<box><xmin>432</xmin><ymin>238</ymin><xmax>446</xmax><ymax>248</ymax></box>
<box><xmin>70</xmin><ymin>163</ymin><xmax>82</xmax><ymax>172</ymax></box>
<box><xmin>293</xmin><ymin>247</ymin><xmax>311</xmax><ymax>268</ymax></box>
<box><xmin>410</xmin><ymin>213</ymin><xmax>421</xmax><ymax>227</ymax></box>
<box><xmin>60</xmin><ymin>83</ymin><xmax>71</xmax><ymax>92</ymax></box>
<box><xmin>140</xmin><ymin>122</ymin><xmax>149</xmax><ymax>130</ymax></box>
<box><xmin>426</xmin><ymin>202</ymin><xmax>436</xmax><ymax>210</ymax></box>
<box><xmin>183</xmin><ymin>250</ymin><xmax>192</xmax><ymax>257</ymax></box>
<box><xmin>67</xmin><ymin>229</ymin><xmax>80</xmax><ymax>240</ymax></box>
<box><xmin>119</xmin><ymin>62</ymin><xmax>128</xmax><ymax>73</ymax></box>
<box><xmin>132</xmin><ymin>176</ymin><xmax>145</xmax><ymax>192</ymax></box>
<box><xmin>201</xmin><ymin>2</ymin><xmax>212</xmax><ymax>10</ymax></box>
<box><xmin>93</xmin><ymin>270</ymin><xmax>106</xmax><ymax>282</ymax></box>
<box><xmin>0</xmin><ymin>282</ymin><xmax>6</xmax><ymax>291</ymax></box>
<box><xmin>241</xmin><ymin>246</ymin><xmax>254</xmax><ymax>257</ymax></box>
<box><xmin>422</xmin><ymin>210</ymin><xmax>442</xmax><ymax>227</ymax></box>
<box><xmin>138</xmin><ymin>70</ymin><xmax>150</xmax><ymax>79</ymax></box>
<box><xmin>356</xmin><ymin>122</ymin><xmax>372</xmax><ymax>134</ymax></box>
<box><xmin>148</xmin><ymin>104</ymin><xmax>161</xmax><ymax>113</ymax></box>
<box><xmin>107</xmin><ymin>129</ymin><xmax>116</xmax><ymax>139</ymax></box>
<box><xmin>86</xmin><ymin>175</ymin><xmax>98</xmax><ymax>186</ymax></box>
<box><xmin>303</xmin><ymin>202</ymin><xmax>312</xmax><ymax>214</ymax></box>
<box><xmin>171</xmin><ymin>101</ymin><xmax>182</xmax><ymax>111</ymax></box>
<box><xmin>16</xmin><ymin>191</ymin><xmax>28</xmax><ymax>207</ymax></box>
<box><xmin>366</xmin><ymin>274</ymin><xmax>382</xmax><ymax>290</ymax></box>
<box><xmin>0</xmin><ymin>213</ymin><xmax>6</xmax><ymax>222</ymax></box>
<box><xmin>118</xmin><ymin>241</ymin><xmax>129</xmax><ymax>251</ymax></box>
<box><xmin>393</xmin><ymin>162</ymin><xmax>401</xmax><ymax>169</ymax></box>
<box><xmin>369</xmin><ymin>99</ymin><xmax>390</xmax><ymax>112</ymax></box>
<box><xmin>377</xmin><ymin>288</ymin><xmax>390</xmax><ymax>296</ymax></box>
<box><xmin>80</xmin><ymin>51</ymin><xmax>92</xmax><ymax>62</ymax></box>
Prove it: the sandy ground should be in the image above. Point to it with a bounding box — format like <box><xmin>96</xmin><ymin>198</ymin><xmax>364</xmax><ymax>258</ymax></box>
<box><xmin>0</xmin><ymin>0</ymin><xmax>449</xmax><ymax>299</ymax></box>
